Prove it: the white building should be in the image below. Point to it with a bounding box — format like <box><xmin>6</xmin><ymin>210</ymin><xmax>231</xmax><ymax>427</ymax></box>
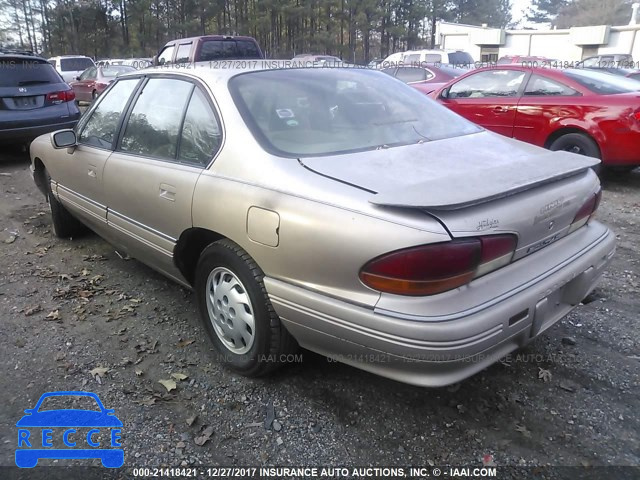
<box><xmin>436</xmin><ymin>8</ymin><xmax>640</xmax><ymax>63</ymax></box>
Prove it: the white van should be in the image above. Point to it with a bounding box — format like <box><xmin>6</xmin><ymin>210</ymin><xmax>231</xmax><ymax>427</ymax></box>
<box><xmin>48</xmin><ymin>55</ymin><xmax>95</xmax><ymax>83</ymax></box>
<box><xmin>383</xmin><ymin>49</ymin><xmax>473</xmax><ymax>66</ymax></box>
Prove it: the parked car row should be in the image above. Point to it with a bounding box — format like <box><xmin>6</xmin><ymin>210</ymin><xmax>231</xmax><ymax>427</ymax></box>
<box><xmin>430</xmin><ymin>65</ymin><xmax>640</xmax><ymax>170</ymax></box>
<box><xmin>1</xmin><ymin>50</ymin><xmax>80</xmax><ymax>145</ymax></box>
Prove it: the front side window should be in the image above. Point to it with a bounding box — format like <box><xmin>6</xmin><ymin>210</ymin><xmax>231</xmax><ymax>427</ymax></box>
<box><xmin>449</xmin><ymin>70</ymin><xmax>526</xmax><ymax>98</ymax></box>
<box><xmin>230</xmin><ymin>68</ymin><xmax>480</xmax><ymax>157</ymax></box>
<box><xmin>524</xmin><ymin>75</ymin><xmax>578</xmax><ymax>96</ymax></box>
<box><xmin>178</xmin><ymin>88</ymin><xmax>222</xmax><ymax>165</ymax></box>
<box><xmin>157</xmin><ymin>46</ymin><xmax>175</xmax><ymax>65</ymax></box>
<box><xmin>120</xmin><ymin>78</ymin><xmax>194</xmax><ymax>160</ymax></box>
<box><xmin>78</xmin><ymin>78</ymin><xmax>140</xmax><ymax>149</ymax></box>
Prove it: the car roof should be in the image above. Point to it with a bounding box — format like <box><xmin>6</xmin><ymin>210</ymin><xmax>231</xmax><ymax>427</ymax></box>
<box><xmin>0</xmin><ymin>53</ymin><xmax>48</xmax><ymax>62</ymax></box>
<box><xmin>119</xmin><ymin>61</ymin><xmax>365</xmax><ymax>83</ymax></box>
<box><xmin>164</xmin><ymin>35</ymin><xmax>258</xmax><ymax>46</ymax></box>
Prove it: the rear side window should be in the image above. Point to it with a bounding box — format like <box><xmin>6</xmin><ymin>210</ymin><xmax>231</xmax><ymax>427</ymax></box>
<box><xmin>424</xmin><ymin>54</ymin><xmax>442</xmax><ymax>63</ymax></box>
<box><xmin>120</xmin><ymin>78</ymin><xmax>194</xmax><ymax>160</ymax></box>
<box><xmin>395</xmin><ymin>67</ymin><xmax>429</xmax><ymax>83</ymax></box>
<box><xmin>78</xmin><ymin>79</ymin><xmax>139</xmax><ymax>149</ymax></box>
<box><xmin>178</xmin><ymin>88</ymin><xmax>222</xmax><ymax>165</ymax></box>
<box><xmin>403</xmin><ymin>54</ymin><xmax>420</xmax><ymax>64</ymax></box>
<box><xmin>447</xmin><ymin>52</ymin><xmax>474</xmax><ymax>66</ymax></box>
<box><xmin>0</xmin><ymin>59</ymin><xmax>62</xmax><ymax>87</ymax></box>
<box><xmin>175</xmin><ymin>43</ymin><xmax>192</xmax><ymax>63</ymax></box>
<box><xmin>524</xmin><ymin>75</ymin><xmax>578</xmax><ymax>96</ymax></box>
<box><xmin>197</xmin><ymin>39</ymin><xmax>262</xmax><ymax>61</ymax></box>
<box><xmin>60</xmin><ymin>57</ymin><xmax>94</xmax><ymax>71</ymax></box>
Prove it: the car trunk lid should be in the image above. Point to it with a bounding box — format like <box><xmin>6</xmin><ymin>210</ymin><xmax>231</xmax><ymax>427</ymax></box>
<box><xmin>299</xmin><ymin>131</ymin><xmax>600</xmax><ymax>259</ymax></box>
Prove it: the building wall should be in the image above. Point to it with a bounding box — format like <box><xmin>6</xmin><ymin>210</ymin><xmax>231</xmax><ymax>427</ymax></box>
<box><xmin>437</xmin><ymin>22</ymin><xmax>640</xmax><ymax>62</ymax></box>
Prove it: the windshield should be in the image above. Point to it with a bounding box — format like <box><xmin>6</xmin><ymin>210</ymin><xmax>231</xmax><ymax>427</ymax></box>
<box><xmin>229</xmin><ymin>68</ymin><xmax>481</xmax><ymax>157</ymax></box>
<box><xmin>60</xmin><ymin>57</ymin><xmax>94</xmax><ymax>71</ymax></box>
<box><xmin>102</xmin><ymin>66</ymin><xmax>135</xmax><ymax>77</ymax></box>
<box><xmin>564</xmin><ymin>68</ymin><xmax>640</xmax><ymax>94</ymax></box>
<box><xmin>0</xmin><ymin>59</ymin><xmax>62</xmax><ymax>86</ymax></box>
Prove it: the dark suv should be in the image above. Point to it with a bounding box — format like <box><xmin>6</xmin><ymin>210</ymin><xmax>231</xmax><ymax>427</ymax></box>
<box><xmin>154</xmin><ymin>35</ymin><xmax>264</xmax><ymax>65</ymax></box>
<box><xmin>0</xmin><ymin>51</ymin><xmax>80</xmax><ymax>144</ymax></box>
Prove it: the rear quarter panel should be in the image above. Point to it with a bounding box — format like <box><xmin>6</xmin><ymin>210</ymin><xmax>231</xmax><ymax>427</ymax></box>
<box><xmin>514</xmin><ymin>95</ymin><xmax>640</xmax><ymax>165</ymax></box>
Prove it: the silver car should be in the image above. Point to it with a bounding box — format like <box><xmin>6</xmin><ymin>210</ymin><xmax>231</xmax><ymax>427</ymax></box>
<box><xmin>29</xmin><ymin>64</ymin><xmax>616</xmax><ymax>387</ymax></box>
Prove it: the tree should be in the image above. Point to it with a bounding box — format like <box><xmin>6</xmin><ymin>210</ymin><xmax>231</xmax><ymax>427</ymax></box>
<box><xmin>527</xmin><ymin>0</ymin><xmax>569</xmax><ymax>25</ymax></box>
<box><xmin>555</xmin><ymin>0</ymin><xmax>634</xmax><ymax>28</ymax></box>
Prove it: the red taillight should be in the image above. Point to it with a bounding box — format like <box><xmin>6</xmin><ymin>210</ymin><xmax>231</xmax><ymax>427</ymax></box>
<box><xmin>569</xmin><ymin>188</ymin><xmax>602</xmax><ymax>233</ymax></box>
<box><xmin>633</xmin><ymin>110</ymin><xmax>640</xmax><ymax>122</ymax></box>
<box><xmin>46</xmin><ymin>90</ymin><xmax>75</xmax><ymax>104</ymax></box>
<box><xmin>359</xmin><ymin>234</ymin><xmax>517</xmax><ymax>296</ymax></box>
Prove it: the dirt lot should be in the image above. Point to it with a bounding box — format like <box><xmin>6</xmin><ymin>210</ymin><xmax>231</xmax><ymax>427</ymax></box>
<box><xmin>0</xmin><ymin>145</ymin><xmax>638</xmax><ymax>478</ymax></box>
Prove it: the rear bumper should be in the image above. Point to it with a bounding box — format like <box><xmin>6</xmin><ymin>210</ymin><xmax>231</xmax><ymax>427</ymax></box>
<box><xmin>0</xmin><ymin>114</ymin><xmax>79</xmax><ymax>143</ymax></box>
<box><xmin>266</xmin><ymin>222</ymin><xmax>616</xmax><ymax>387</ymax></box>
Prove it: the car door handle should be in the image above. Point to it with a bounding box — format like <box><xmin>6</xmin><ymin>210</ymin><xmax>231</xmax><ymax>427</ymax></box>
<box><xmin>159</xmin><ymin>183</ymin><xmax>176</xmax><ymax>201</ymax></box>
<box><xmin>492</xmin><ymin>106</ymin><xmax>509</xmax><ymax>114</ymax></box>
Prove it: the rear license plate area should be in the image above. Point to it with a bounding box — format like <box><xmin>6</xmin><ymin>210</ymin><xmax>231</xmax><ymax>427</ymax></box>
<box><xmin>12</xmin><ymin>96</ymin><xmax>39</xmax><ymax>109</ymax></box>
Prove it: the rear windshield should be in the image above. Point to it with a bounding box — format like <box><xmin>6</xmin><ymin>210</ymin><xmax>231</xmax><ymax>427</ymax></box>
<box><xmin>102</xmin><ymin>66</ymin><xmax>135</xmax><ymax>77</ymax></box>
<box><xmin>197</xmin><ymin>40</ymin><xmax>263</xmax><ymax>61</ymax></box>
<box><xmin>448</xmin><ymin>51</ymin><xmax>474</xmax><ymax>65</ymax></box>
<box><xmin>564</xmin><ymin>68</ymin><xmax>640</xmax><ymax>95</ymax></box>
<box><xmin>437</xmin><ymin>64</ymin><xmax>469</xmax><ymax>77</ymax></box>
<box><xmin>229</xmin><ymin>68</ymin><xmax>480</xmax><ymax>157</ymax></box>
<box><xmin>0</xmin><ymin>59</ymin><xmax>62</xmax><ymax>87</ymax></box>
<box><xmin>60</xmin><ymin>57</ymin><xmax>94</xmax><ymax>71</ymax></box>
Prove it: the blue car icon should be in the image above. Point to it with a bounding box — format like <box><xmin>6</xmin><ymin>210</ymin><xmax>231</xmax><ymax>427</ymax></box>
<box><xmin>15</xmin><ymin>391</ymin><xmax>123</xmax><ymax>468</ymax></box>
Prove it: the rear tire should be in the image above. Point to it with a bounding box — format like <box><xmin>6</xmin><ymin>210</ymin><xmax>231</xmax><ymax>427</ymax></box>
<box><xmin>45</xmin><ymin>171</ymin><xmax>88</xmax><ymax>238</ymax></box>
<box><xmin>194</xmin><ymin>239</ymin><xmax>297</xmax><ymax>377</ymax></box>
<box><xmin>549</xmin><ymin>133</ymin><xmax>600</xmax><ymax>158</ymax></box>
<box><xmin>549</xmin><ymin>133</ymin><xmax>601</xmax><ymax>175</ymax></box>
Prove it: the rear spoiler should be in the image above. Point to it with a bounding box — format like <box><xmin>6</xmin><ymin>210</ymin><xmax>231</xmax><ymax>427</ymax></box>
<box><xmin>369</xmin><ymin>151</ymin><xmax>600</xmax><ymax>211</ymax></box>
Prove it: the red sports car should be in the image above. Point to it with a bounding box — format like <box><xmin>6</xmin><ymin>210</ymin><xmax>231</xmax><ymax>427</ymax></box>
<box><xmin>382</xmin><ymin>64</ymin><xmax>469</xmax><ymax>95</ymax></box>
<box><xmin>69</xmin><ymin>65</ymin><xmax>136</xmax><ymax>103</ymax></box>
<box><xmin>432</xmin><ymin>65</ymin><xmax>640</xmax><ymax>169</ymax></box>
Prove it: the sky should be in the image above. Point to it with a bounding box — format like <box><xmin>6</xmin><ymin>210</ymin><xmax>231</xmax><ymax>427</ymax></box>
<box><xmin>511</xmin><ymin>0</ymin><xmax>540</xmax><ymax>28</ymax></box>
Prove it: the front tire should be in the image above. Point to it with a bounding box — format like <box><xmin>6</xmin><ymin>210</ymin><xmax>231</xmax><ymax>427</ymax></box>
<box><xmin>194</xmin><ymin>239</ymin><xmax>297</xmax><ymax>377</ymax></box>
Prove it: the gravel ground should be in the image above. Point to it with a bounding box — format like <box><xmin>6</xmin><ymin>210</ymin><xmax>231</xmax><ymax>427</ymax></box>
<box><xmin>0</xmin><ymin>145</ymin><xmax>638</xmax><ymax>479</ymax></box>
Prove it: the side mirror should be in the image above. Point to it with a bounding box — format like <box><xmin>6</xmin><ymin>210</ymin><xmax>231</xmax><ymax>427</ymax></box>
<box><xmin>51</xmin><ymin>129</ymin><xmax>77</xmax><ymax>149</ymax></box>
<box><xmin>440</xmin><ymin>87</ymin><xmax>450</xmax><ymax>99</ymax></box>
<box><xmin>75</xmin><ymin>76</ymin><xmax>81</xmax><ymax>81</ymax></box>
